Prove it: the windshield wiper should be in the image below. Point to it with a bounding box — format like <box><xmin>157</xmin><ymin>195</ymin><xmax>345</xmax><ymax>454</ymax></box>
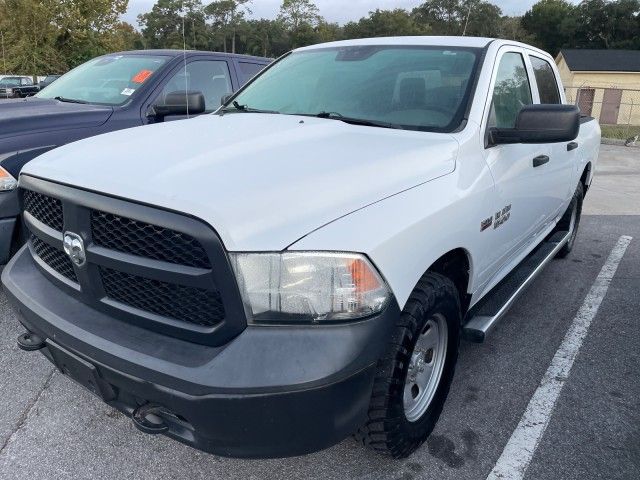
<box><xmin>311</xmin><ymin>111</ymin><xmax>401</xmax><ymax>130</ymax></box>
<box><xmin>54</xmin><ymin>96</ymin><xmax>88</xmax><ymax>104</ymax></box>
<box><xmin>220</xmin><ymin>101</ymin><xmax>279</xmax><ymax>114</ymax></box>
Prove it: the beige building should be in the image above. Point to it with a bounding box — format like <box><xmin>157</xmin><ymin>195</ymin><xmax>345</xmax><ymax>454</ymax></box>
<box><xmin>555</xmin><ymin>49</ymin><xmax>640</xmax><ymax>125</ymax></box>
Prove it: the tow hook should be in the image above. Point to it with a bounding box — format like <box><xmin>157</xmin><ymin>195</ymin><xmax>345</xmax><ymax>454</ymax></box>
<box><xmin>132</xmin><ymin>404</ymin><xmax>170</xmax><ymax>435</ymax></box>
<box><xmin>17</xmin><ymin>332</ymin><xmax>46</xmax><ymax>351</ymax></box>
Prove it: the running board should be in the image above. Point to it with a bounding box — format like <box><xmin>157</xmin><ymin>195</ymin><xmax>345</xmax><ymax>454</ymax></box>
<box><xmin>463</xmin><ymin>230</ymin><xmax>571</xmax><ymax>343</ymax></box>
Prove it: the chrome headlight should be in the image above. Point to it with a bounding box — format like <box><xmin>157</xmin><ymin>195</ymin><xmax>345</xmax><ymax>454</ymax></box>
<box><xmin>230</xmin><ymin>252</ymin><xmax>391</xmax><ymax>324</ymax></box>
<box><xmin>4</xmin><ymin>88</ymin><xmax>12</xmax><ymax>96</ymax></box>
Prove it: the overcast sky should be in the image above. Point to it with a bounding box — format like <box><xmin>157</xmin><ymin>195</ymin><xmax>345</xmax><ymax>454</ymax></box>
<box><xmin>123</xmin><ymin>0</ymin><xmax>555</xmax><ymax>26</ymax></box>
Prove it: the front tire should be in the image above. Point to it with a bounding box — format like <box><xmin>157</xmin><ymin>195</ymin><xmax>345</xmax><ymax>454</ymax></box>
<box><xmin>356</xmin><ymin>272</ymin><xmax>461</xmax><ymax>458</ymax></box>
<box><xmin>556</xmin><ymin>182</ymin><xmax>584</xmax><ymax>258</ymax></box>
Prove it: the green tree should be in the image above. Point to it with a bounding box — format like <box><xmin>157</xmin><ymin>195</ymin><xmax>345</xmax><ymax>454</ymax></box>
<box><xmin>461</xmin><ymin>1</ymin><xmax>503</xmax><ymax>36</ymax></box>
<box><xmin>240</xmin><ymin>19</ymin><xmax>290</xmax><ymax>57</ymax></box>
<box><xmin>138</xmin><ymin>0</ymin><xmax>208</xmax><ymax>50</ymax></box>
<box><xmin>344</xmin><ymin>9</ymin><xmax>428</xmax><ymax>38</ymax></box>
<box><xmin>205</xmin><ymin>0</ymin><xmax>252</xmax><ymax>53</ymax></box>
<box><xmin>278</xmin><ymin>0</ymin><xmax>323</xmax><ymax>48</ymax></box>
<box><xmin>574</xmin><ymin>0</ymin><xmax>640</xmax><ymax>49</ymax></box>
<box><xmin>521</xmin><ymin>0</ymin><xmax>577</xmax><ymax>54</ymax></box>
<box><xmin>497</xmin><ymin>16</ymin><xmax>535</xmax><ymax>44</ymax></box>
<box><xmin>315</xmin><ymin>21</ymin><xmax>343</xmax><ymax>43</ymax></box>
<box><xmin>412</xmin><ymin>0</ymin><xmax>502</xmax><ymax>37</ymax></box>
<box><xmin>278</xmin><ymin>0</ymin><xmax>321</xmax><ymax>30</ymax></box>
<box><xmin>0</xmin><ymin>0</ymin><xmax>133</xmax><ymax>75</ymax></box>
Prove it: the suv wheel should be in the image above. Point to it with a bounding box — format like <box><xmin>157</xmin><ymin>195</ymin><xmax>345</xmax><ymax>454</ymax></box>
<box><xmin>356</xmin><ymin>272</ymin><xmax>461</xmax><ymax>458</ymax></box>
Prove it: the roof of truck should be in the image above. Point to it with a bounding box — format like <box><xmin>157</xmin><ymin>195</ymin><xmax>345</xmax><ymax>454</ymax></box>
<box><xmin>295</xmin><ymin>36</ymin><xmax>494</xmax><ymax>51</ymax></box>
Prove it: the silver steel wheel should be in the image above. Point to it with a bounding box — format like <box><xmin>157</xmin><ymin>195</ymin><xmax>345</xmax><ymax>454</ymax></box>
<box><xmin>403</xmin><ymin>313</ymin><xmax>448</xmax><ymax>422</ymax></box>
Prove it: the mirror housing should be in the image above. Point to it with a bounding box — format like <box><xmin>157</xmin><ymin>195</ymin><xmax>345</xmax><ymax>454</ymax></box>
<box><xmin>152</xmin><ymin>91</ymin><xmax>206</xmax><ymax>119</ymax></box>
<box><xmin>488</xmin><ymin>104</ymin><xmax>580</xmax><ymax>146</ymax></box>
<box><xmin>220</xmin><ymin>93</ymin><xmax>233</xmax><ymax>106</ymax></box>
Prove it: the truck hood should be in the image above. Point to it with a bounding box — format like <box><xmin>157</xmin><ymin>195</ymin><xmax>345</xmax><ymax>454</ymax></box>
<box><xmin>0</xmin><ymin>98</ymin><xmax>113</xmax><ymax>139</ymax></box>
<box><xmin>23</xmin><ymin>113</ymin><xmax>458</xmax><ymax>251</ymax></box>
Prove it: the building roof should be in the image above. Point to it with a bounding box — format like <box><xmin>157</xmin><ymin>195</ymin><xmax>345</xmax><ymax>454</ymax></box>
<box><xmin>559</xmin><ymin>49</ymin><xmax>640</xmax><ymax>73</ymax></box>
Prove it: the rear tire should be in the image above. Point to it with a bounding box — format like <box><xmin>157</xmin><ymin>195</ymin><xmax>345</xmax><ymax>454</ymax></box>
<box><xmin>556</xmin><ymin>182</ymin><xmax>584</xmax><ymax>258</ymax></box>
<box><xmin>355</xmin><ymin>272</ymin><xmax>460</xmax><ymax>458</ymax></box>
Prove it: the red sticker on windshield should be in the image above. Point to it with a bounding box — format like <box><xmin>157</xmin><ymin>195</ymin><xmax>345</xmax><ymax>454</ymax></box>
<box><xmin>132</xmin><ymin>70</ymin><xmax>153</xmax><ymax>84</ymax></box>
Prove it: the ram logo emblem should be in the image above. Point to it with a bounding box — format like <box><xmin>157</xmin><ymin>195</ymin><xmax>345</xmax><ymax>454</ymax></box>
<box><xmin>63</xmin><ymin>232</ymin><xmax>86</xmax><ymax>267</ymax></box>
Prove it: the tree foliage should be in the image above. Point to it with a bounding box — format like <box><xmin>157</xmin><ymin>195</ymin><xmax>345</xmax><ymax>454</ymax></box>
<box><xmin>0</xmin><ymin>0</ymin><xmax>140</xmax><ymax>75</ymax></box>
<box><xmin>1</xmin><ymin>0</ymin><xmax>639</xmax><ymax>76</ymax></box>
<box><xmin>138</xmin><ymin>0</ymin><xmax>208</xmax><ymax>50</ymax></box>
<box><xmin>344</xmin><ymin>9</ymin><xmax>428</xmax><ymax>38</ymax></box>
<box><xmin>204</xmin><ymin>0</ymin><xmax>252</xmax><ymax>53</ymax></box>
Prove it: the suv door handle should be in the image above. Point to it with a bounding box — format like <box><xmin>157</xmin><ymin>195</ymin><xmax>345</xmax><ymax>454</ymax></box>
<box><xmin>567</xmin><ymin>142</ymin><xmax>579</xmax><ymax>151</ymax></box>
<box><xmin>533</xmin><ymin>155</ymin><xmax>550</xmax><ymax>167</ymax></box>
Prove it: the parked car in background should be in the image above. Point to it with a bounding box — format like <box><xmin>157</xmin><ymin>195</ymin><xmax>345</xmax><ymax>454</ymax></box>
<box><xmin>3</xmin><ymin>37</ymin><xmax>600</xmax><ymax>458</ymax></box>
<box><xmin>0</xmin><ymin>49</ymin><xmax>270</xmax><ymax>263</ymax></box>
<box><xmin>38</xmin><ymin>75</ymin><xmax>62</xmax><ymax>90</ymax></box>
<box><xmin>0</xmin><ymin>76</ymin><xmax>39</xmax><ymax>98</ymax></box>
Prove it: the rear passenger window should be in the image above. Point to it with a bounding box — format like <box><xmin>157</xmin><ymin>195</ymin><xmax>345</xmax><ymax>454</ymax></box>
<box><xmin>530</xmin><ymin>56</ymin><xmax>561</xmax><ymax>104</ymax></box>
<box><xmin>238</xmin><ymin>62</ymin><xmax>266</xmax><ymax>85</ymax></box>
<box><xmin>488</xmin><ymin>52</ymin><xmax>533</xmax><ymax>129</ymax></box>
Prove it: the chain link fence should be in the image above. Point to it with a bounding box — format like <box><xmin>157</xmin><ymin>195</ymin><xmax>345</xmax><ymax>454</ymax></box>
<box><xmin>565</xmin><ymin>86</ymin><xmax>640</xmax><ymax>139</ymax></box>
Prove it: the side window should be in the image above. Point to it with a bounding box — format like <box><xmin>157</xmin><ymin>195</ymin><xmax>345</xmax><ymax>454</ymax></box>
<box><xmin>160</xmin><ymin>60</ymin><xmax>232</xmax><ymax>112</ymax></box>
<box><xmin>237</xmin><ymin>62</ymin><xmax>266</xmax><ymax>85</ymax></box>
<box><xmin>488</xmin><ymin>52</ymin><xmax>533</xmax><ymax>128</ymax></box>
<box><xmin>530</xmin><ymin>56</ymin><xmax>561</xmax><ymax>104</ymax></box>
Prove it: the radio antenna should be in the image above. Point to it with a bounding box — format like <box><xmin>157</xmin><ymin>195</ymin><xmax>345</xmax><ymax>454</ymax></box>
<box><xmin>182</xmin><ymin>1</ymin><xmax>189</xmax><ymax>118</ymax></box>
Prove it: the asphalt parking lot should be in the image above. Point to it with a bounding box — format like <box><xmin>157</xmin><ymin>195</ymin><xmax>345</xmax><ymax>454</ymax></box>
<box><xmin>0</xmin><ymin>144</ymin><xmax>638</xmax><ymax>480</ymax></box>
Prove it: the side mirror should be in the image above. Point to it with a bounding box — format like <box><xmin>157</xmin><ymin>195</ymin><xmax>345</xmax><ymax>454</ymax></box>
<box><xmin>489</xmin><ymin>104</ymin><xmax>580</xmax><ymax>146</ymax></box>
<box><xmin>152</xmin><ymin>91</ymin><xmax>206</xmax><ymax>119</ymax></box>
<box><xmin>220</xmin><ymin>93</ymin><xmax>233</xmax><ymax>106</ymax></box>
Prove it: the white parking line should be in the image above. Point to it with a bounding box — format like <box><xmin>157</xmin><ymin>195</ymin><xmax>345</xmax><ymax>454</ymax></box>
<box><xmin>486</xmin><ymin>235</ymin><xmax>633</xmax><ymax>480</ymax></box>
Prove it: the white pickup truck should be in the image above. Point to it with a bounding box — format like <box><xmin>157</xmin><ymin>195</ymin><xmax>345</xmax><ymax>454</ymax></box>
<box><xmin>3</xmin><ymin>37</ymin><xmax>600</xmax><ymax>459</ymax></box>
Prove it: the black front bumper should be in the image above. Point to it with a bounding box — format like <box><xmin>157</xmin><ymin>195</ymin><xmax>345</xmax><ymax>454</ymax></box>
<box><xmin>3</xmin><ymin>247</ymin><xmax>399</xmax><ymax>458</ymax></box>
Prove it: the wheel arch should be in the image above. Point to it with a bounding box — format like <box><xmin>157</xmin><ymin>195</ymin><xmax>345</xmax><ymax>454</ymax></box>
<box><xmin>580</xmin><ymin>161</ymin><xmax>592</xmax><ymax>193</ymax></box>
<box><xmin>421</xmin><ymin>248</ymin><xmax>473</xmax><ymax>315</ymax></box>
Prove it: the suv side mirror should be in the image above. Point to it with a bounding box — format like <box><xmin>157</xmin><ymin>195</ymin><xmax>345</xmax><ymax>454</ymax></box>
<box><xmin>489</xmin><ymin>104</ymin><xmax>580</xmax><ymax>146</ymax></box>
<box><xmin>220</xmin><ymin>93</ymin><xmax>233</xmax><ymax>106</ymax></box>
<box><xmin>152</xmin><ymin>91</ymin><xmax>206</xmax><ymax>119</ymax></box>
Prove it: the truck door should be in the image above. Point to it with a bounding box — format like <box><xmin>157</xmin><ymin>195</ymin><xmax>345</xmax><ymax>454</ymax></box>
<box><xmin>528</xmin><ymin>54</ymin><xmax>575</xmax><ymax>222</ymax></box>
<box><xmin>480</xmin><ymin>48</ymin><xmax>551</xmax><ymax>274</ymax></box>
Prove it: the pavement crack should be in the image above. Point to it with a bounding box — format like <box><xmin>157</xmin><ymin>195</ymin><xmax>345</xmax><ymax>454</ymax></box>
<box><xmin>0</xmin><ymin>367</ymin><xmax>56</xmax><ymax>456</ymax></box>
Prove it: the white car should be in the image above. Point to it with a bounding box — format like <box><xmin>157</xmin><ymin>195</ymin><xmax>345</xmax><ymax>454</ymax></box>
<box><xmin>3</xmin><ymin>36</ymin><xmax>600</xmax><ymax>459</ymax></box>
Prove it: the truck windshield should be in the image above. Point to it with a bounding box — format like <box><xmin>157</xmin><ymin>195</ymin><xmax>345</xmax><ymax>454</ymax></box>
<box><xmin>229</xmin><ymin>46</ymin><xmax>480</xmax><ymax>132</ymax></box>
<box><xmin>36</xmin><ymin>54</ymin><xmax>169</xmax><ymax>106</ymax></box>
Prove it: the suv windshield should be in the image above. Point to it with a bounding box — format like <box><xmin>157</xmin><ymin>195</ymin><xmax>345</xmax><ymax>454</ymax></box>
<box><xmin>0</xmin><ymin>78</ymin><xmax>20</xmax><ymax>87</ymax></box>
<box><xmin>36</xmin><ymin>54</ymin><xmax>169</xmax><ymax>106</ymax></box>
<box><xmin>229</xmin><ymin>46</ymin><xmax>480</xmax><ymax>132</ymax></box>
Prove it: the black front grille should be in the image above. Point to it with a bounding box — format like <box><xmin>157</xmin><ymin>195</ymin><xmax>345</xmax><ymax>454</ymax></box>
<box><xmin>23</xmin><ymin>190</ymin><xmax>64</xmax><ymax>231</ymax></box>
<box><xmin>21</xmin><ymin>176</ymin><xmax>244</xmax><ymax>345</ymax></box>
<box><xmin>31</xmin><ymin>236</ymin><xmax>77</xmax><ymax>283</ymax></box>
<box><xmin>91</xmin><ymin>211</ymin><xmax>211</xmax><ymax>269</ymax></box>
<box><xmin>100</xmin><ymin>267</ymin><xmax>224</xmax><ymax>327</ymax></box>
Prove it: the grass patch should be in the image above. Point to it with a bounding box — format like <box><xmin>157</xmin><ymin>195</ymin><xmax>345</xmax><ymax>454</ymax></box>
<box><xmin>600</xmin><ymin>124</ymin><xmax>640</xmax><ymax>140</ymax></box>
